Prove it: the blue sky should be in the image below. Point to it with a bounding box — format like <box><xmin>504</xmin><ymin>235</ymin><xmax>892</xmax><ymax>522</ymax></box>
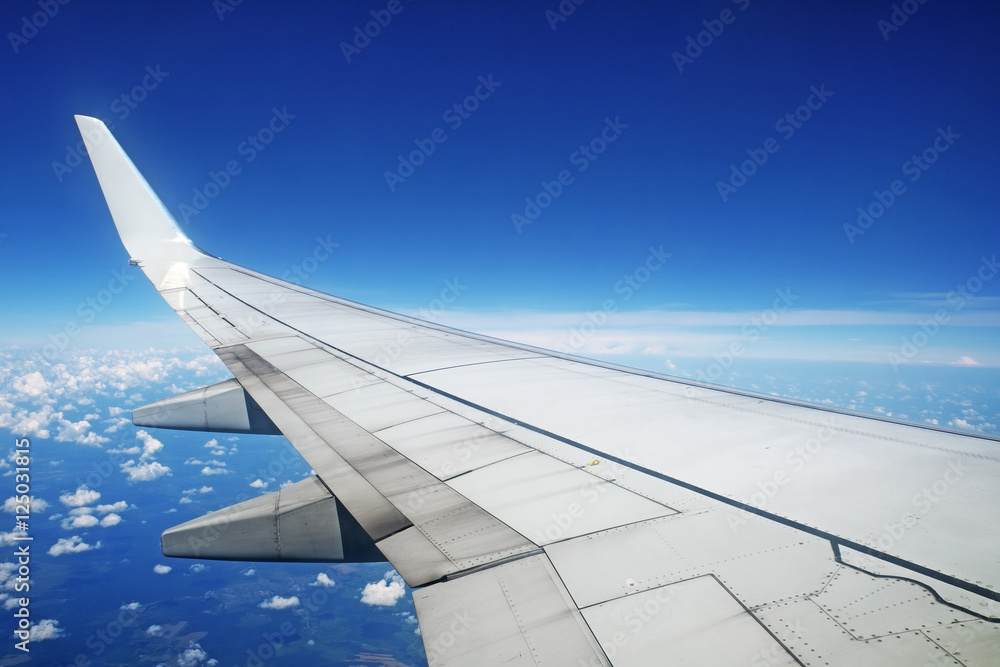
<box><xmin>1</xmin><ymin>0</ymin><xmax>997</xmax><ymax>372</ymax></box>
<box><xmin>0</xmin><ymin>2</ymin><xmax>998</xmax><ymax>663</ymax></box>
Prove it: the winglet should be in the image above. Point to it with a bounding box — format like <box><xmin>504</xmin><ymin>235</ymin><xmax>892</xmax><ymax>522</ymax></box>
<box><xmin>75</xmin><ymin>115</ymin><xmax>207</xmax><ymax>285</ymax></box>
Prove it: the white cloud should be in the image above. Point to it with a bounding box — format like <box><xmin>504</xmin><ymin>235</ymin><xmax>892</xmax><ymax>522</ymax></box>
<box><xmin>30</xmin><ymin>618</ymin><xmax>65</xmax><ymax>641</ymax></box>
<box><xmin>54</xmin><ymin>415</ymin><xmax>108</xmax><ymax>446</ymax></box>
<box><xmin>100</xmin><ymin>513</ymin><xmax>122</xmax><ymax>527</ymax></box>
<box><xmin>241</xmin><ymin>568</ymin><xmax>256</xmax><ymax>577</ymax></box>
<box><xmin>76</xmin><ymin>431</ymin><xmax>110</xmax><ymax>446</ymax></box>
<box><xmin>61</xmin><ymin>514</ymin><xmax>99</xmax><ymax>529</ymax></box>
<box><xmin>2</xmin><ymin>496</ymin><xmax>48</xmax><ymax>513</ymax></box>
<box><xmin>95</xmin><ymin>501</ymin><xmax>128</xmax><ymax>514</ymax></box>
<box><xmin>176</xmin><ymin>641</ymin><xmax>218</xmax><ymax>667</ymax></box>
<box><xmin>0</xmin><ymin>562</ymin><xmax>18</xmax><ymax>590</ymax></box>
<box><xmin>259</xmin><ymin>595</ymin><xmax>300</xmax><ymax>610</ymax></box>
<box><xmin>59</xmin><ymin>486</ymin><xmax>100</xmax><ymax>507</ymax></box>
<box><xmin>146</xmin><ymin>624</ymin><xmax>165</xmax><ymax>637</ymax></box>
<box><xmin>12</xmin><ymin>371</ymin><xmax>47</xmax><ymax>398</ymax></box>
<box><xmin>360</xmin><ymin>570</ymin><xmax>407</xmax><ymax>607</ymax></box>
<box><xmin>135</xmin><ymin>430</ymin><xmax>164</xmax><ymax>459</ymax></box>
<box><xmin>121</xmin><ymin>459</ymin><xmax>171</xmax><ymax>482</ymax></box>
<box><xmin>103</xmin><ymin>416</ymin><xmax>131</xmax><ymax>433</ymax></box>
<box><xmin>200</xmin><ymin>467</ymin><xmax>228</xmax><ymax>476</ymax></box>
<box><xmin>120</xmin><ymin>602</ymin><xmax>141</xmax><ymax>611</ymax></box>
<box><xmin>107</xmin><ymin>445</ymin><xmax>141</xmax><ymax>455</ymax></box>
<box><xmin>0</xmin><ymin>532</ymin><xmax>27</xmax><ymax>547</ymax></box>
<box><xmin>7</xmin><ymin>405</ymin><xmax>55</xmax><ymax>440</ymax></box>
<box><xmin>312</xmin><ymin>572</ymin><xmax>335</xmax><ymax>587</ymax></box>
<box><xmin>153</xmin><ymin>564</ymin><xmax>172</xmax><ymax>574</ymax></box>
<box><xmin>953</xmin><ymin>356</ymin><xmax>981</xmax><ymax>366</ymax></box>
<box><xmin>189</xmin><ymin>563</ymin><xmax>207</xmax><ymax>573</ymax></box>
<box><xmin>249</xmin><ymin>479</ymin><xmax>268</xmax><ymax>489</ymax></box>
<box><xmin>202</xmin><ymin>439</ymin><xmax>224</xmax><ymax>456</ymax></box>
<box><xmin>48</xmin><ymin>536</ymin><xmax>100</xmax><ymax>556</ymax></box>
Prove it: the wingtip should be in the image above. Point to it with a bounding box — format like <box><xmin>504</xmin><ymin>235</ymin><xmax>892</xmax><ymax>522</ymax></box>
<box><xmin>76</xmin><ymin>115</ymin><xmax>206</xmax><ymax>277</ymax></box>
<box><xmin>74</xmin><ymin>114</ymin><xmax>102</xmax><ymax>127</ymax></box>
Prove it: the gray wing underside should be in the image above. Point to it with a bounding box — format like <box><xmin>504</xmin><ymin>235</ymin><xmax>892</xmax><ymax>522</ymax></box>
<box><xmin>77</xmin><ymin>115</ymin><xmax>1000</xmax><ymax>666</ymax></box>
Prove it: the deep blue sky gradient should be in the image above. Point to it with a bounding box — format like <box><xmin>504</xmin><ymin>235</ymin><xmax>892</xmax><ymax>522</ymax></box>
<box><xmin>2</xmin><ymin>0</ymin><xmax>998</xmax><ymax>362</ymax></box>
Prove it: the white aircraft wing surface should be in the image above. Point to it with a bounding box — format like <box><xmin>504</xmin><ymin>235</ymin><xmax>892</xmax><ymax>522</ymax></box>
<box><xmin>76</xmin><ymin>115</ymin><xmax>1000</xmax><ymax>666</ymax></box>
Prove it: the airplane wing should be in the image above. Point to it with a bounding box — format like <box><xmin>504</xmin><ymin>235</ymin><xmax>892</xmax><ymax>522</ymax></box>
<box><xmin>75</xmin><ymin>115</ymin><xmax>1000</xmax><ymax>665</ymax></box>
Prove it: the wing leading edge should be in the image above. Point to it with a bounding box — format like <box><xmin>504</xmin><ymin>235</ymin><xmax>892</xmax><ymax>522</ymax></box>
<box><xmin>76</xmin><ymin>116</ymin><xmax>1000</xmax><ymax>666</ymax></box>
